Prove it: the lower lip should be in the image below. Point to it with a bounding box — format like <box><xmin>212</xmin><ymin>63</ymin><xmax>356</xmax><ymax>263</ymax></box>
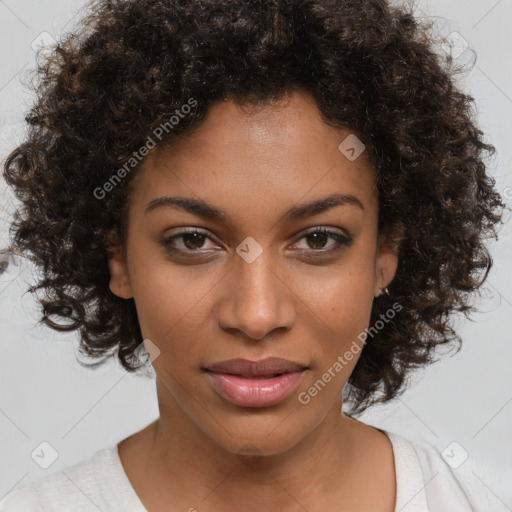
<box><xmin>206</xmin><ymin>371</ymin><xmax>305</xmax><ymax>408</ymax></box>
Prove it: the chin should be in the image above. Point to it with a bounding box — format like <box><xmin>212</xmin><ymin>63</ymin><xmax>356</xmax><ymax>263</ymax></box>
<box><xmin>202</xmin><ymin>415</ymin><xmax>308</xmax><ymax>458</ymax></box>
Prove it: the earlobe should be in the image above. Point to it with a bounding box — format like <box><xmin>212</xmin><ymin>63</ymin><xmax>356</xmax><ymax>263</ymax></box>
<box><xmin>374</xmin><ymin>252</ymin><xmax>398</xmax><ymax>297</ymax></box>
<box><xmin>107</xmin><ymin>251</ymin><xmax>133</xmax><ymax>299</ymax></box>
<box><xmin>374</xmin><ymin>223</ymin><xmax>403</xmax><ymax>298</ymax></box>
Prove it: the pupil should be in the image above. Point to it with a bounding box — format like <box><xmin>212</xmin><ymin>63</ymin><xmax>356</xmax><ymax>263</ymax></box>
<box><xmin>184</xmin><ymin>233</ymin><xmax>205</xmax><ymax>250</ymax></box>
<box><xmin>308</xmin><ymin>232</ymin><xmax>327</xmax><ymax>249</ymax></box>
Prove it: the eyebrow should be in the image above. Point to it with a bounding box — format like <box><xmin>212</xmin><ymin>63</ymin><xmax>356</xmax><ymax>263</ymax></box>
<box><xmin>144</xmin><ymin>193</ymin><xmax>364</xmax><ymax>222</ymax></box>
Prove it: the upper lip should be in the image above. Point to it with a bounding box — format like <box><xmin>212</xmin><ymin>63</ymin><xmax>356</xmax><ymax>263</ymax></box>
<box><xmin>205</xmin><ymin>357</ymin><xmax>308</xmax><ymax>377</ymax></box>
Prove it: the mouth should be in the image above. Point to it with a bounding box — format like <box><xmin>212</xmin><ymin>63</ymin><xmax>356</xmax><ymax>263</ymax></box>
<box><xmin>205</xmin><ymin>357</ymin><xmax>308</xmax><ymax>377</ymax></box>
<box><xmin>203</xmin><ymin>357</ymin><xmax>308</xmax><ymax>408</ymax></box>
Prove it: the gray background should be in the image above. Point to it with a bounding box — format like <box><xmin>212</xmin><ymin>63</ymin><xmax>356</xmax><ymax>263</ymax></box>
<box><xmin>1</xmin><ymin>0</ymin><xmax>511</xmax><ymax>507</ymax></box>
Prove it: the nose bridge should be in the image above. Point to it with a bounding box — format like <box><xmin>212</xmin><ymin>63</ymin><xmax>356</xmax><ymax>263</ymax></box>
<box><xmin>216</xmin><ymin>247</ymin><xmax>295</xmax><ymax>340</ymax></box>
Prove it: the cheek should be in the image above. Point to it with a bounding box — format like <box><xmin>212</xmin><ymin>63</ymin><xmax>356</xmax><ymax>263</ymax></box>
<box><xmin>133</xmin><ymin>274</ymin><xmax>201</xmax><ymax>329</ymax></box>
<box><xmin>129</xmin><ymin>257</ymin><xmax>222</xmax><ymax>366</ymax></box>
<box><xmin>297</xmin><ymin>251</ymin><xmax>376</xmax><ymax>382</ymax></box>
<box><xmin>304</xmin><ymin>252</ymin><xmax>376</xmax><ymax>327</ymax></box>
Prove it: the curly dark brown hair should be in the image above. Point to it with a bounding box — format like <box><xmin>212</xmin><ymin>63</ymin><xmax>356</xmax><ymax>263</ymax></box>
<box><xmin>3</xmin><ymin>0</ymin><xmax>505</xmax><ymax>415</ymax></box>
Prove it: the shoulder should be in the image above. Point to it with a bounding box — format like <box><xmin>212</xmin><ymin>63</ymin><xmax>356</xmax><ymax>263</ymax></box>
<box><xmin>0</xmin><ymin>447</ymin><xmax>117</xmax><ymax>512</ymax></box>
<box><xmin>385</xmin><ymin>430</ymin><xmax>503</xmax><ymax>512</ymax></box>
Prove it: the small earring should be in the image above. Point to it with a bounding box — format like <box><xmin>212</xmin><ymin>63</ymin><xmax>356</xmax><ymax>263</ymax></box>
<box><xmin>375</xmin><ymin>287</ymin><xmax>389</xmax><ymax>298</ymax></box>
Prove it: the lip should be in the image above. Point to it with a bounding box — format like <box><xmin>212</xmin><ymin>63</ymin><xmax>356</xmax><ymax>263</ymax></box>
<box><xmin>204</xmin><ymin>357</ymin><xmax>308</xmax><ymax>408</ymax></box>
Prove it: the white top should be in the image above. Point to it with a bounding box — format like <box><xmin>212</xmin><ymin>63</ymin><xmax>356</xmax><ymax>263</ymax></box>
<box><xmin>0</xmin><ymin>430</ymin><xmax>499</xmax><ymax>511</ymax></box>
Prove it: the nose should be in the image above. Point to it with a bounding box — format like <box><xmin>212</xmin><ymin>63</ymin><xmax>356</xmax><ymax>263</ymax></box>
<box><xmin>215</xmin><ymin>251</ymin><xmax>296</xmax><ymax>341</ymax></box>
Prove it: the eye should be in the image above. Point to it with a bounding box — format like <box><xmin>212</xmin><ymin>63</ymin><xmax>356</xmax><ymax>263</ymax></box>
<box><xmin>161</xmin><ymin>228</ymin><xmax>220</xmax><ymax>254</ymax></box>
<box><xmin>291</xmin><ymin>227</ymin><xmax>353</xmax><ymax>253</ymax></box>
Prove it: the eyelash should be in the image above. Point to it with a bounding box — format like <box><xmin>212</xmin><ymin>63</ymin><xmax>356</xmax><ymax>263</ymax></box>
<box><xmin>160</xmin><ymin>226</ymin><xmax>353</xmax><ymax>258</ymax></box>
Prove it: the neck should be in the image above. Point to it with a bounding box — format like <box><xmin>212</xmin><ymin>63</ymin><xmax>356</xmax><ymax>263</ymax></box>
<box><xmin>130</xmin><ymin>383</ymin><xmax>366</xmax><ymax>511</ymax></box>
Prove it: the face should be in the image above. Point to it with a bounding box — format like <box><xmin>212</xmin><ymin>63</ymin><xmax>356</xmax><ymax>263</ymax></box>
<box><xmin>108</xmin><ymin>89</ymin><xmax>399</xmax><ymax>457</ymax></box>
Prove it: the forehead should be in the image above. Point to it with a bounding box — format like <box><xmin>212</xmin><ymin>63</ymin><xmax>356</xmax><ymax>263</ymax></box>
<box><xmin>129</xmin><ymin>90</ymin><xmax>377</xmax><ymax>219</ymax></box>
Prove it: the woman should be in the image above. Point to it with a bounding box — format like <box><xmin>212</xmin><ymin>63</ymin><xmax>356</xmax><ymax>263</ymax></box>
<box><xmin>0</xmin><ymin>0</ymin><xmax>505</xmax><ymax>510</ymax></box>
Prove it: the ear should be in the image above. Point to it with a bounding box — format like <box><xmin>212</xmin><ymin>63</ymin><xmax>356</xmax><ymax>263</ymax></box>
<box><xmin>106</xmin><ymin>236</ymin><xmax>134</xmax><ymax>299</ymax></box>
<box><xmin>374</xmin><ymin>222</ymin><xmax>403</xmax><ymax>298</ymax></box>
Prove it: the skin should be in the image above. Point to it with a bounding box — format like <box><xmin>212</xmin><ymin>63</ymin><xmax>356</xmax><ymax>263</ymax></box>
<box><xmin>108</xmin><ymin>88</ymin><xmax>400</xmax><ymax>512</ymax></box>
